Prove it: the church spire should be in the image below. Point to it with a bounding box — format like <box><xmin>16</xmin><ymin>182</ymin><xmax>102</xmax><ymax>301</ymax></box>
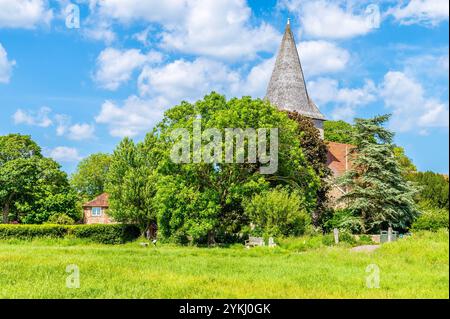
<box><xmin>265</xmin><ymin>19</ymin><xmax>325</xmax><ymax>123</ymax></box>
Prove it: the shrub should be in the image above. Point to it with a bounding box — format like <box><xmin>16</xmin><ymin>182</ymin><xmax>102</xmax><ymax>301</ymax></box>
<box><xmin>338</xmin><ymin>231</ymin><xmax>357</xmax><ymax>245</ymax></box>
<box><xmin>243</xmin><ymin>187</ymin><xmax>311</xmax><ymax>237</ymax></box>
<box><xmin>0</xmin><ymin>224</ymin><xmax>67</xmax><ymax>240</ymax></box>
<box><xmin>321</xmin><ymin>234</ymin><xmax>335</xmax><ymax>246</ymax></box>
<box><xmin>0</xmin><ymin>224</ymin><xmax>140</xmax><ymax>244</ymax></box>
<box><xmin>46</xmin><ymin>213</ymin><xmax>75</xmax><ymax>225</ymax></box>
<box><xmin>411</xmin><ymin>208</ymin><xmax>449</xmax><ymax>232</ymax></box>
<box><xmin>407</xmin><ymin>171</ymin><xmax>449</xmax><ymax>209</ymax></box>
<box><xmin>323</xmin><ymin>209</ymin><xmax>363</xmax><ymax>233</ymax></box>
<box><xmin>357</xmin><ymin>234</ymin><xmax>374</xmax><ymax>245</ymax></box>
<box><xmin>68</xmin><ymin>224</ymin><xmax>140</xmax><ymax>244</ymax></box>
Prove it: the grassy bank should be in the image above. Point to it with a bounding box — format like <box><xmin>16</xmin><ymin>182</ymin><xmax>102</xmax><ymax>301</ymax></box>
<box><xmin>0</xmin><ymin>231</ymin><xmax>448</xmax><ymax>298</ymax></box>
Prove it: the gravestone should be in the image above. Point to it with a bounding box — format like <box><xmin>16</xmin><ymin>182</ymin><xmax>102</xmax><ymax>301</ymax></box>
<box><xmin>334</xmin><ymin>228</ymin><xmax>339</xmax><ymax>244</ymax></box>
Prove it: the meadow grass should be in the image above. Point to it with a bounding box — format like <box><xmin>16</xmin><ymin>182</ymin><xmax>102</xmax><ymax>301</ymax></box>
<box><xmin>0</xmin><ymin>231</ymin><xmax>448</xmax><ymax>299</ymax></box>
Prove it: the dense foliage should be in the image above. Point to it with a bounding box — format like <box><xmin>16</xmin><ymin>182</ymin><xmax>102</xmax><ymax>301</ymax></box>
<box><xmin>106</xmin><ymin>135</ymin><xmax>161</xmax><ymax>235</ymax></box>
<box><xmin>0</xmin><ymin>134</ymin><xmax>80</xmax><ymax>224</ymax></box>
<box><xmin>286</xmin><ymin>112</ymin><xmax>331</xmax><ymax>225</ymax></box>
<box><xmin>337</xmin><ymin>115</ymin><xmax>419</xmax><ymax>232</ymax></box>
<box><xmin>46</xmin><ymin>213</ymin><xmax>76</xmax><ymax>225</ymax></box>
<box><xmin>411</xmin><ymin>208</ymin><xmax>449</xmax><ymax>231</ymax></box>
<box><xmin>71</xmin><ymin>153</ymin><xmax>112</xmax><ymax>199</ymax></box>
<box><xmin>107</xmin><ymin>93</ymin><xmax>320</xmax><ymax>243</ymax></box>
<box><xmin>323</xmin><ymin>209</ymin><xmax>363</xmax><ymax>233</ymax></box>
<box><xmin>393</xmin><ymin>147</ymin><xmax>417</xmax><ymax>175</ymax></box>
<box><xmin>243</xmin><ymin>187</ymin><xmax>311</xmax><ymax>237</ymax></box>
<box><xmin>408</xmin><ymin>171</ymin><xmax>449</xmax><ymax>210</ymax></box>
<box><xmin>0</xmin><ymin>224</ymin><xmax>140</xmax><ymax>244</ymax></box>
<box><xmin>324</xmin><ymin>120</ymin><xmax>356</xmax><ymax>144</ymax></box>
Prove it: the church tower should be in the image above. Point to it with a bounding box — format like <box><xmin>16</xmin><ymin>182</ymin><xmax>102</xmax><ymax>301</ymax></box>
<box><xmin>266</xmin><ymin>19</ymin><xmax>325</xmax><ymax>138</ymax></box>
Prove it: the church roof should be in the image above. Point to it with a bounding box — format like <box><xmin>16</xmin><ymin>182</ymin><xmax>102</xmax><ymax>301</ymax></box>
<box><xmin>265</xmin><ymin>20</ymin><xmax>325</xmax><ymax>121</ymax></box>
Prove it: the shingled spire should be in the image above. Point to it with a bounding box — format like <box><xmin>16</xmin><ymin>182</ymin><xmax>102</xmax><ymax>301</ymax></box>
<box><xmin>266</xmin><ymin>19</ymin><xmax>325</xmax><ymax>136</ymax></box>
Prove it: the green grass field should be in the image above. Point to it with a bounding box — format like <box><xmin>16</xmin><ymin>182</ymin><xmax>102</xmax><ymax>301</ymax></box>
<box><xmin>0</xmin><ymin>231</ymin><xmax>448</xmax><ymax>299</ymax></box>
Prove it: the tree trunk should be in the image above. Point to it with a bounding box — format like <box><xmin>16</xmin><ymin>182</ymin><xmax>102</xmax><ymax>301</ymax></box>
<box><xmin>2</xmin><ymin>202</ymin><xmax>9</xmax><ymax>224</ymax></box>
<box><xmin>207</xmin><ymin>230</ymin><xmax>216</xmax><ymax>247</ymax></box>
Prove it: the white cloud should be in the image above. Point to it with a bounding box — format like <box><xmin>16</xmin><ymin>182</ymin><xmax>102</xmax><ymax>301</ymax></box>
<box><xmin>83</xmin><ymin>25</ymin><xmax>117</xmax><ymax>44</ymax></box>
<box><xmin>13</xmin><ymin>107</ymin><xmax>53</xmax><ymax>127</ymax></box>
<box><xmin>92</xmin><ymin>0</ymin><xmax>187</xmax><ymax>24</ymax></box>
<box><xmin>94</xmin><ymin>48</ymin><xmax>162</xmax><ymax>90</ymax></box>
<box><xmin>67</xmin><ymin>123</ymin><xmax>95</xmax><ymax>141</ymax></box>
<box><xmin>133</xmin><ymin>26</ymin><xmax>154</xmax><ymax>46</ymax></box>
<box><xmin>95</xmin><ymin>41</ymin><xmax>353</xmax><ymax>137</ymax></box>
<box><xmin>13</xmin><ymin>108</ymin><xmax>95</xmax><ymax>140</ymax></box>
<box><xmin>380</xmin><ymin>71</ymin><xmax>449</xmax><ymax>132</ymax></box>
<box><xmin>48</xmin><ymin>146</ymin><xmax>82</xmax><ymax>162</ymax></box>
<box><xmin>403</xmin><ymin>52</ymin><xmax>449</xmax><ymax>82</ymax></box>
<box><xmin>0</xmin><ymin>43</ymin><xmax>16</xmax><ymax>83</ymax></box>
<box><xmin>308</xmin><ymin>77</ymin><xmax>377</xmax><ymax>121</ymax></box>
<box><xmin>160</xmin><ymin>0</ymin><xmax>280</xmax><ymax>60</ymax></box>
<box><xmin>0</xmin><ymin>0</ymin><xmax>53</xmax><ymax>28</ymax></box>
<box><xmin>280</xmin><ymin>0</ymin><xmax>377</xmax><ymax>39</ymax></box>
<box><xmin>388</xmin><ymin>0</ymin><xmax>449</xmax><ymax>26</ymax></box>
<box><xmin>95</xmin><ymin>95</ymin><xmax>167</xmax><ymax>137</ymax></box>
<box><xmin>54</xmin><ymin>114</ymin><xmax>95</xmax><ymax>140</ymax></box>
<box><xmin>138</xmin><ymin>58</ymin><xmax>240</xmax><ymax>103</ymax></box>
<box><xmin>88</xmin><ymin>0</ymin><xmax>280</xmax><ymax>60</ymax></box>
<box><xmin>98</xmin><ymin>56</ymin><xmax>249</xmax><ymax>137</ymax></box>
<box><xmin>240</xmin><ymin>57</ymin><xmax>276</xmax><ymax>98</ymax></box>
<box><xmin>298</xmin><ymin>41</ymin><xmax>350</xmax><ymax>76</ymax></box>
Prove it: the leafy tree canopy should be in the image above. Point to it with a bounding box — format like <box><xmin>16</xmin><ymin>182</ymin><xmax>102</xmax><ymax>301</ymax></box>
<box><xmin>71</xmin><ymin>153</ymin><xmax>112</xmax><ymax>199</ymax></box>
<box><xmin>0</xmin><ymin>134</ymin><xmax>79</xmax><ymax>224</ymax></box>
<box><xmin>0</xmin><ymin>134</ymin><xmax>41</xmax><ymax>165</ymax></box>
<box><xmin>324</xmin><ymin>120</ymin><xmax>356</xmax><ymax>144</ymax></box>
<box><xmin>408</xmin><ymin>171</ymin><xmax>449</xmax><ymax>210</ymax></box>
<box><xmin>393</xmin><ymin>146</ymin><xmax>417</xmax><ymax>175</ymax></box>
<box><xmin>107</xmin><ymin>93</ymin><xmax>320</xmax><ymax>243</ymax></box>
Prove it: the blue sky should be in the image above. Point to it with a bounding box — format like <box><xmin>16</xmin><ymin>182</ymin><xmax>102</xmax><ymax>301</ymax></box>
<box><xmin>0</xmin><ymin>0</ymin><xmax>448</xmax><ymax>174</ymax></box>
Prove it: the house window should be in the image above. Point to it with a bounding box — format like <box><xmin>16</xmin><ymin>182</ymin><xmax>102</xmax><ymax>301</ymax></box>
<box><xmin>91</xmin><ymin>207</ymin><xmax>102</xmax><ymax>217</ymax></box>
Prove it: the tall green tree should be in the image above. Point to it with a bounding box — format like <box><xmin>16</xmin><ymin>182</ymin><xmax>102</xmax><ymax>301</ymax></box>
<box><xmin>337</xmin><ymin>115</ymin><xmax>418</xmax><ymax>232</ymax></box>
<box><xmin>71</xmin><ymin>153</ymin><xmax>112</xmax><ymax>199</ymax></box>
<box><xmin>286</xmin><ymin>112</ymin><xmax>331</xmax><ymax>226</ymax></box>
<box><xmin>105</xmin><ymin>136</ymin><xmax>161</xmax><ymax>234</ymax></box>
<box><xmin>0</xmin><ymin>134</ymin><xmax>78</xmax><ymax>223</ymax></box>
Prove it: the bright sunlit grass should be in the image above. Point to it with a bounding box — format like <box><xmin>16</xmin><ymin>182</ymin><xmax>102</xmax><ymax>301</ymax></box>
<box><xmin>0</xmin><ymin>231</ymin><xmax>448</xmax><ymax>298</ymax></box>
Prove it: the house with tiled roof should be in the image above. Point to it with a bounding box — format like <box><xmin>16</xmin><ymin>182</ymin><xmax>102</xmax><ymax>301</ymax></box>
<box><xmin>82</xmin><ymin>193</ymin><xmax>115</xmax><ymax>224</ymax></box>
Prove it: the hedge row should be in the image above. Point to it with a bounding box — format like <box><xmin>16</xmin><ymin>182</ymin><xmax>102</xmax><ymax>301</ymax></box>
<box><xmin>0</xmin><ymin>224</ymin><xmax>140</xmax><ymax>244</ymax></box>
